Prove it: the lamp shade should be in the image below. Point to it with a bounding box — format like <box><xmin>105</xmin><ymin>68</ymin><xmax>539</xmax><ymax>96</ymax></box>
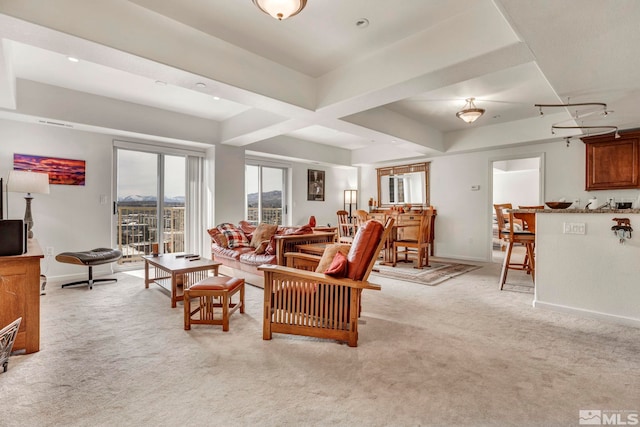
<box><xmin>252</xmin><ymin>0</ymin><xmax>307</xmax><ymax>20</ymax></box>
<box><xmin>7</xmin><ymin>170</ymin><xmax>50</xmax><ymax>194</ymax></box>
<box><xmin>344</xmin><ymin>189</ymin><xmax>357</xmax><ymax>204</ymax></box>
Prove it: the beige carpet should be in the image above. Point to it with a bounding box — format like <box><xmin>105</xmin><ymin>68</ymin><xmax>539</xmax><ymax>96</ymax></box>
<box><xmin>372</xmin><ymin>259</ymin><xmax>481</xmax><ymax>285</ymax></box>
<box><xmin>1</xmin><ymin>262</ymin><xmax>639</xmax><ymax>426</ymax></box>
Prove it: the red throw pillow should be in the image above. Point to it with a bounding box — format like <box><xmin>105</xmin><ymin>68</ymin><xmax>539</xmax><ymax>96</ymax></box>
<box><xmin>265</xmin><ymin>235</ymin><xmax>276</xmax><ymax>255</ymax></box>
<box><xmin>284</xmin><ymin>224</ymin><xmax>313</xmax><ymax>235</ymax></box>
<box><xmin>324</xmin><ymin>251</ymin><xmax>348</xmax><ymax>277</ymax></box>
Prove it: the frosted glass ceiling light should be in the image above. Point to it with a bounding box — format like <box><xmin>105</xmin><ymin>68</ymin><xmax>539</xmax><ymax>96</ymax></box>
<box><xmin>252</xmin><ymin>0</ymin><xmax>307</xmax><ymax>20</ymax></box>
<box><xmin>456</xmin><ymin>97</ymin><xmax>485</xmax><ymax>123</ymax></box>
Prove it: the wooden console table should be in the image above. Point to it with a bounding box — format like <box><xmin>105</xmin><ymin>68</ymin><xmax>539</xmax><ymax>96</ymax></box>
<box><xmin>0</xmin><ymin>239</ymin><xmax>43</xmax><ymax>354</ymax></box>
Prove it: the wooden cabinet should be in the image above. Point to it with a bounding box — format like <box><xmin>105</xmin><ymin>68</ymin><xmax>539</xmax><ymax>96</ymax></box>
<box><xmin>0</xmin><ymin>239</ymin><xmax>43</xmax><ymax>354</ymax></box>
<box><xmin>583</xmin><ymin>130</ymin><xmax>640</xmax><ymax>190</ymax></box>
<box><xmin>395</xmin><ymin>213</ymin><xmax>422</xmax><ymax>241</ymax></box>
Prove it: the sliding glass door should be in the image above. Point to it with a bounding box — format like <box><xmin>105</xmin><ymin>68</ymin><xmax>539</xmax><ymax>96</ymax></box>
<box><xmin>115</xmin><ymin>148</ymin><xmax>186</xmax><ymax>266</ymax></box>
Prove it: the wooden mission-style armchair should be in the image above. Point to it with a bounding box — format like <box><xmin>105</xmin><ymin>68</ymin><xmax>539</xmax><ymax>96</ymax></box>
<box><xmin>259</xmin><ymin>218</ymin><xmax>394</xmax><ymax>347</ymax></box>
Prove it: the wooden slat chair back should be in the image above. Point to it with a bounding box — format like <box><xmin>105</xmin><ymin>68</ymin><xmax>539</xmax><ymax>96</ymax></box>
<box><xmin>259</xmin><ymin>217</ymin><xmax>394</xmax><ymax>347</ymax></box>
<box><xmin>494</xmin><ymin>203</ymin><xmax>524</xmax><ymax>250</ymax></box>
<box><xmin>354</xmin><ymin>209</ymin><xmax>370</xmax><ymax>228</ymax></box>
<box><xmin>336</xmin><ymin>210</ymin><xmax>356</xmax><ymax>244</ymax></box>
<box><xmin>392</xmin><ymin>207</ymin><xmax>434</xmax><ymax>269</ymax></box>
<box><xmin>517</xmin><ymin>205</ymin><xmax>544</xmax><ymax>233</ymax></box>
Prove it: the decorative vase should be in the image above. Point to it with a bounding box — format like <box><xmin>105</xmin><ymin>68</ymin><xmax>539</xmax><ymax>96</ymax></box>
<box><xmin>309</xmin><ymin>216</ymin><xmax>316</xmax><ymax>227</ymax></box>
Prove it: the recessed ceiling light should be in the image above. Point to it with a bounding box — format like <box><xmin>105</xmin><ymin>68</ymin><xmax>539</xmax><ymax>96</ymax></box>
<box><xmin>356</xmin><ymin>18</ymin><xmax>369</xmax><ymax>28</ymax></box>
<box><xmin>155</xmin><ymin>80</ymin><xmax>167</xmax><ymax>86</ymax></box>
<box><xmin>196</xmin><ymin>82</ymin><xmax>206</xmax><ymax>88</ymax></box>
<box><xmin>67</xmin><ymin>56</ymin><xmax>79</xmax><ymax>63</ymax></box>
<box><xmin>213</xmin><ymin>96</ymin><xmax>220</xmax><ymax>101</ymax></box>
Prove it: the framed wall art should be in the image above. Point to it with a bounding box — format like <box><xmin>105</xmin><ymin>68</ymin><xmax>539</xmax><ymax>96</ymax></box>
<box><xmin>14</xmin><ymin>153</ymin><xmax>86</xmax><ymax>186</ymax></box>
<box><xmin>307</xmin><ymin>169</ymin><xmax>325</xmax><ymax>201</ymax></box>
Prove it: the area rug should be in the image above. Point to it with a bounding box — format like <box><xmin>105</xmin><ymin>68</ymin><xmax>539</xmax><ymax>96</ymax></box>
<box><xmin>371</xmin><ymin>260</ymin><xmax>481</xmax><ymax>286</ymax></box>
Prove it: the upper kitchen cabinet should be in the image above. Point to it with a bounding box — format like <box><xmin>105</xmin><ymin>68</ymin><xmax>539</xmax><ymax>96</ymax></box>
<box><xmin>583</xmin><ymin>130</ymin><xmax>640</xmax><ymax>190</ymax></box>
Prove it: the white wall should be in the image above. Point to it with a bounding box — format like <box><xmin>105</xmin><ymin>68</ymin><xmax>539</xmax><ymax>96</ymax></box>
<box><xmin>290</xmin><ymin>164</ymin><xmax>357</xmax><ymax>227</ymax></box>
<box><xmin>493</xmin><ymin>169</ymin><xmax>540</xmax><ymax>207</ymax></box>
<box><xmin>0</xmin><ymin>119</ymin><xmax>113</xmax><ymax>280</ymax></box>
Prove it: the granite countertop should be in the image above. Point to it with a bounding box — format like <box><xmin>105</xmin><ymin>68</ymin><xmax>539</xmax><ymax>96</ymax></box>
<box><xmin>512</xmin><ymin>208</ymin><xmax>640</xmax><ymax>214</ymax></box>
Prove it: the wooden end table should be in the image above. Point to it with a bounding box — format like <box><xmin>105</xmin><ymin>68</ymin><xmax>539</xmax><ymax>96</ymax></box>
<box><xmin>143</xmin><ymin>254</ymin><xmax>221</xmax><ymax>308</ymax></box>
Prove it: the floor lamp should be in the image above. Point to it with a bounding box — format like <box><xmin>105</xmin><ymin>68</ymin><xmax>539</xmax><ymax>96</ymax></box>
<box><xmin>7</xmin><ymin>170</ymin><xmax>50</xmax><ymax>239</ymax></box>
<box><xmin>344</xmin><ymin>189</ymin><xmax>358</xmax><ymax>223</ymax></box>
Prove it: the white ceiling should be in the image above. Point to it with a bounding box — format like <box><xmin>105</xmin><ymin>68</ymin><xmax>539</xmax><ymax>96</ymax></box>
<box><xmin>0</xmin><ymin>0</ymin><xmax>639</xmax><ymax>165</ymax></box>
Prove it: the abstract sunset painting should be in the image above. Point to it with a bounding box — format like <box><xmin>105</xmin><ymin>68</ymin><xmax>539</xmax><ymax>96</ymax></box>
<box><xmin>14</xmin><ymin>153</ymin><xmax>86</xmax><ymax>185</ymax></box>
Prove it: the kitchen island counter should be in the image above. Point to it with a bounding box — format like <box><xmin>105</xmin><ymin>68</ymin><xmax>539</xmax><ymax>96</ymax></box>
<box><xmin>530</xmin><ymin>209</ymin><xmax>640</xmax><ymax>326</ymax></box>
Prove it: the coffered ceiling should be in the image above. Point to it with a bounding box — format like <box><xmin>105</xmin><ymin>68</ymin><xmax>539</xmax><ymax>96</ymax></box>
<box><xmin>0</xmin><ymin>0</ymin><xmax>638</xmax><ymax>165</ymax></box>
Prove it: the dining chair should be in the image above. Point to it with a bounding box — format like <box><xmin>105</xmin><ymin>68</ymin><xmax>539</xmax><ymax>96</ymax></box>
<box><xmin>517</xmin><ymin>206</ymin><xmax>543</xmax><ymax>231</ymax></box>
<box><xmin>392</xmin><ymin>207</ymin><xmax>434</xmax><ymax>269</ymax></box>
<box><xmin>336</xmin><ymin>210</ymin><xmax>356</xmax><ymax>244</ymax></box>
<box><xmin>493</xmin><ymin>203</ymin><xmax>524</xmax><ymax>244</ymax></box>
<box><xmin>354</xmin><ymin>209</ymin><xmax>370</xmax><ymax>227</ymax></box>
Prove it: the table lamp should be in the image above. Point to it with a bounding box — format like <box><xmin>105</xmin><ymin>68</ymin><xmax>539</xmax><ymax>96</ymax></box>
<box><xmin>7</xmin><ymin>170</ymin><xmax>50</xmax><ymax>238</ymax></box>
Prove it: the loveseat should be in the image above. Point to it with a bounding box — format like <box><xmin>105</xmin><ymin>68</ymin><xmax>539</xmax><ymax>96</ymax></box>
<box><xmin>208</xmin><ymin>221</ymin><xmax>335</xmax><ymax>288</ymax></box>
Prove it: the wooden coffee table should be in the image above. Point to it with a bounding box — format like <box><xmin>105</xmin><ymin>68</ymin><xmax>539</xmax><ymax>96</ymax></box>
<box><xmin>143</xmin><ymin>254</ymin><xmax>221</xmax><ymax>308</ymax></box>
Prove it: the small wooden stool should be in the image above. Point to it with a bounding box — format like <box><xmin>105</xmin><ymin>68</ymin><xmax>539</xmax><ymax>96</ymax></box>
<box><xmin>183</xmin><ymin>276</ymin><xmax>245</xmax><ymax>331</ymax></box>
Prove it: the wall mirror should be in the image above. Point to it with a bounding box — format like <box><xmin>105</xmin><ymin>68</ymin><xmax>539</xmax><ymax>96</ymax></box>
<box><xmin>376</xmin><ymin>162</ymin><xmax>430</xmax><ymax>207</ymax></box>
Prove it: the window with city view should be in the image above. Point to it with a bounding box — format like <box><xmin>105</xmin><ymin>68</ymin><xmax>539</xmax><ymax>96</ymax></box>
<box><xmin>246</xmin><ymin>164</ymin><xmax>286</xmax><ymax>225</ymax></box>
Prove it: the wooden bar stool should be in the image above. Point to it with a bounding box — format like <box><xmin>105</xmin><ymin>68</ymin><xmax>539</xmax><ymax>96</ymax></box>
<box><xmin>183</xmin><ymin>276</ymin><xmax>245</xmax><ymax>331</ymax></box>
<box><xmin>498</xmin><ymin>210</ymin><xmax>536</xmax><ymax>290</ymax></box>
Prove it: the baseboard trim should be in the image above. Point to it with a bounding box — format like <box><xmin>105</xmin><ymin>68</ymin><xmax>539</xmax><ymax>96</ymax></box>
<box><xmin>533</xmin><ymin>300</ymin><xmax>640</xmax><ymax>328</ymax></box>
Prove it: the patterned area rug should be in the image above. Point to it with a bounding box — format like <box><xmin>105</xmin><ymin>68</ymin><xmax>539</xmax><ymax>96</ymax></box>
<box><xmin>372</xmin><ymin>260</ymin><xmax>482</xmax><ymax>286</ymax></box>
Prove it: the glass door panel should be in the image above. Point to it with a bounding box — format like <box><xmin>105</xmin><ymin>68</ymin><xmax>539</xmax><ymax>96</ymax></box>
<box><xmin>115</xmin><ymin>150</ymin><xmax>158</xmax><ymax>266</ymax></box>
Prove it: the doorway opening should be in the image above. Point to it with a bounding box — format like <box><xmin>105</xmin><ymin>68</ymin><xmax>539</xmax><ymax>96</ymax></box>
<box><xmin>491</xmin><ymin>155</ymin><xmax>543</xmax><ymax>263</ymax></box>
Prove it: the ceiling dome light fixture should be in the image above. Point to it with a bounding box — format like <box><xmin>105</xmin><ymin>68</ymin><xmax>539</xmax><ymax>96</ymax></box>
<box><xmin>456</xmin><ymin>97</ymin><xmax>485</xmax><ymax>123</ymax></box>
<box><xmin>252</xmin><ymin>0</ymin><xmax>307</xmax><ymax>20</ymax></box>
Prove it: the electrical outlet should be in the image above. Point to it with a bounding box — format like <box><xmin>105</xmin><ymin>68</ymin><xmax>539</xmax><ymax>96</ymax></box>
<box><xmin>563</xmin><ymin>222</ymin><xmax>586</xmax><ymax>234</ymax></box>
<box><xmin>45</xmin><ymin>247</ymin><xmax>54</xmax><ymax>256</ymax></box>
